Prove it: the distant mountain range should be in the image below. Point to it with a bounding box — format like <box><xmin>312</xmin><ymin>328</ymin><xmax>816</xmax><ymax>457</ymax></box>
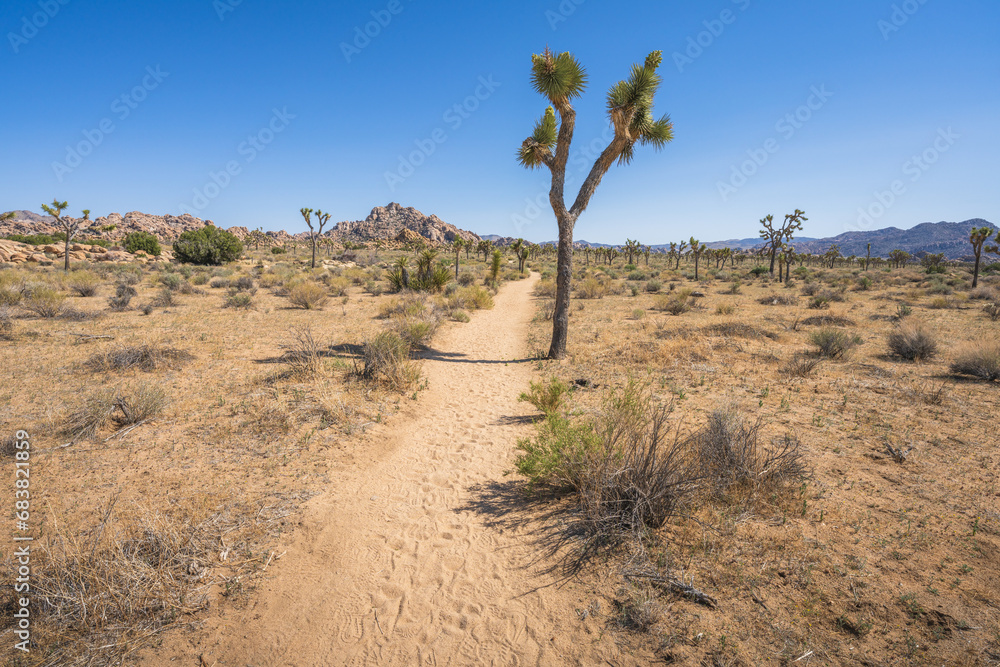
<box><xmin>489</xmin><ymin>219</ymin><xmax>996</xmax><ymax>260</ymax></box>
<box><xmin>3</xmin><ymin>206</ymin><xmax>993</xmax><ymax>261</ymax></box>
<box><xmin>701</xmin><ymin>219</ymin><xmax>996</xmax><ymax>260</ymax></box>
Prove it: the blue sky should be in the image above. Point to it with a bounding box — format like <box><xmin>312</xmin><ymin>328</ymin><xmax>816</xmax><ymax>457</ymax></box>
<box><xmin>2</xmin><ymin>0</ymin><xmax>997</xmax><ymax>243</ymax></box>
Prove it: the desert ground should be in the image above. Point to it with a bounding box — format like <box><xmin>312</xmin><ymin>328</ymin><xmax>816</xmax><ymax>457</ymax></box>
<box><xmin>2</xmin><ymin>244</ymin><xmax>999</xmax><ymax>666</ymax></box>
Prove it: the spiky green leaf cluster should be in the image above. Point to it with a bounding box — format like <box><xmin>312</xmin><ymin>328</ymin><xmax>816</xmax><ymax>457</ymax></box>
<box><xmin>517</xmin><ymin>106</ymin><xmax>558</xmax><ymax>169</ymax></box>
<box><xmin>606</xmin><ymin>51</ymin><xmax>673</xmax><ymax>164</ymax></box>
<box><xmin>530</xmin><ymin>49</ymin><xmax>588</xmax><ymax>103</ymax></box>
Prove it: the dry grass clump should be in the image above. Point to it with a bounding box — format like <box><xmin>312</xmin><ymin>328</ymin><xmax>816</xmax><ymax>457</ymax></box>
<box><xmin>20</xmin><ymin>495</ymin><xmax>286</xmax><ymax>667</ymax></box>
<box><xmin>108</xmin><ymin>282</ymin><xmax>137</xmax><ymax>311</ymax></box>
<box><xmin>224</xmin><ymin>291</ymin><xmax>254</xmax><ymax>309</ymax></box>
<box><xmin>983</xmin><ymin>302</ymin><xmax>1000</xmax><ymax>321</ymax></box>
<box><xmin>0</xmin><ymin>305</ymin><xmax>16</xmax><ymax>340</ymax></box>
<box><xmin>758</xmin><ymin>293</ymin><xmax>797</xmax><ymax>306</ymax></box>
<box><xmin>782</xmin><ymin>353</ymin><xmax>822</xmax><ymax>377</ymax></box>
<box><xmin>576</xmin><ymin>276</ymin><xmax>610</xmax><ymax>299</ymax></box>
<box><xmin>287</xmin><ymin>281</ymin><xmax>328</xmax><ymax>310</ymax></box>
<box><xmin>692</xmin><ymin>404</ymin><xmax>806</xmax><ymax>501</ymax></box>
<box><xmin>800</xmin><ymin>314</ymin><xmax>856</xmax><ymax>327</ymax></box>
<box><xmin>63</xmin><ymin>383</ymin><xmax>167</xmax><ymax>441</ymax></box>
<box><xmin>283</xmin><ymin>326</ymin><xmax>327</xmax><ymax>376</ymax></box>
<box><xmin>703</xmin><ymin>322</ymin><xmax>779</xmax><ymax>340</ymax></box>
<box><xmin>968</xmin><ymin>286</ymin><xmax>996</xmax><ymax>300</ymax></box>
<box><xmin>886</xmin><ymin>320</ymin><xmax>938</xmax><ymax>361</ymax></box>
<box><xmin>23</xmin><ymin>285</ymin><xmax>66</xmax><ymax>317</ymax></box>
<box><xmin>86</xmin><ymin>343</ymin><xmax>194</xmax><ymax>372</ymax></box>
<box><xmin>810</xmin><ymin>327</ymin><xmax>862</xmax><ymax>359</ymax></box>
<box><xmin>653</xmin><ymin>289</ymin><xmax>694</xmax><ymax>315</ymax></box>
<box><xmin>357</xmin><ymin>330</ymin><xmax>420</xmax><ymax>391</ymax></box>
<box><xmin>949</xmin><ymin>340</ymin><xmax>1000</xmax><ymax>381</ymax></box>
<box><xmin>67</xmin><ymin>270</ymin><xmax>101</xmax><ymax>296</ymax></box>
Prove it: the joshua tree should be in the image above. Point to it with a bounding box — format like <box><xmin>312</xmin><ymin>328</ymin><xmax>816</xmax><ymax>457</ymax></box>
<box><xmin>517</xmin><ymin>48</ymin><xmax>673</xmax><ymax>359</ymax></box>
<box><xmin>624</xmin><ymin>238</ymin><xmax>642</xmax><ymax>265</ymax></box>
<box><xmin>300</xmin><ymin>208</ymin><xmax>331</xmax><ymax>269</ymax></box>
<box><xmin>824</xmin><ymin>244</ymin><xmax>842</xmax><ymax>269</ymax></box>
<box><xmin>489</xmin><ymin>249</ymin><xmax>503</xmax><ymax>286</ymax></box>
<box><xmin>675</xmin><ymin>240</ymin><xmax>687</xmax><ymax>270</ymax></box>
<box><xmin>452</xmin><ymin>237</ymin><xmax>465</xmax><ymax>279</ymax></box>
<box><xmin>888</xmin><ymin>249</ymin><xmax>910</xmax><ymax>269</ymax></box>
<box><xmin>41</xmin><ymin>199</ymin><xmax>88</xmax><ymax>272</ymax></box>
<box><xmin>969</xmin><ymin>225</ymin><xmax>994</xmax><ymax>288</ymax></box>
<box><xmin>759</xmin><ymin>209</ymin><xmax>807</xmax><ymax>275</ymax></box>
<box><xmin>511</xmin><ymin>238</ymin><xmax>527</xmax><ymax>274</ymax></box>
<box><xmin>689</xmin><ymin>237</ymin><xmax>707</xmax><ymax>281</ymax></box>
<box><xmin>864</xmin><ymin>242</ymin><xmax>872</xmax><ymax>272</ymax></box>
<box><xmin>643</xmin><ymin>245</ymin><xmax>651</xmax><ymax>266</ymax></box>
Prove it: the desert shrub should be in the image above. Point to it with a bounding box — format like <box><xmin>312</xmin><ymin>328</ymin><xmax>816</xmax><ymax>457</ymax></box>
<box><xmin>968</xmin><ymin>286</ymin><xmax>996</xmax><ymax>301</ymax></box>
<box><xmin>653</xmin><ymin>289</ymin><xmax>693</xmax><ymax>315</ymax></box>
<box><xmin>896</xmin><ymin>303</ymin><xmax>913</xmax><ymax>319</ymax></box>
<box><xmin>271</xmin><ymin>246</ymin><xmax>286</xmax><ymax>254</ymax></box>
<box><xmin>209</xmin><ymin>277</ymin><xmax>230</xmax><ymax>289</ymax></box>
<box><xmin>327</xmin><ymin>277</ymin><xmax>351</xmax><ymax>297</ymax></box>
<box><xmin>810</xmin><ymin>328</ymin><xmax>862</xmax><ymax>359</ymax></box>
<box><xmin>801</xmin><ymin>282</ymin><xmax>820</xmax><ymax>297</ymax></box>
<box><xmin>451</xmin><ymin>309</ymin><xmax>470</xmax><ymax>322</ymax></box>
<box><xmin>950</xmin><ymin>341</ymin><xmax>1000</xmax><ymax>381</ymax></box>
<box><xmin>114</xmin><ymin>268</ymin><xmax>142</xmax><ymax>285</ymax></box>
<box><xmin>389</xmin><ymin>317</ymin><xmax>437</xmax><ymax>348</ymax></box>
<box><xmin>645</xmin><ymin>279</ymin><xmax>662</xmax><ymax>293</ymax></box>
<box><xmin>808</xmin><ymin>295</ymin><xmax>831</xmax><ymax>309</ymax></box>
<box><xmin>928</xmin><ymin>296</ymin><xmax>952</xmax><ymax>309</ymax></box>
<box><xmin>535</xmin><ymin>279</ymin><xmax>557</xmax><ymax>298</ymax></box>
<box><xmin>123</xmin><ymin>231</ymin><xmax>161</xmax><ymax>256</ymax></box>
<box><xmin>464</xmin><ymin>285</ymin><xmax>494</xmax><ymax>310</ymax></box>
<box><xmin>728</xmin><ymin>280</ymin><xmax>742</xmax><ymax>295</ymax></box>
<box><xmin>0</xmin><ymin>306</ymin><xmax>14</xmax><ymax>340</ymax></box>
<box><xmin>983</xmin><ymin>302</ymin><xmax>1000</xmax><ymax>321</ymax></box>
<box><xmin>159</xmin><ymin>273</ymin><xmax>183</xmax><ymax>291</ymax></box>
<box><xmin>191</xmin><ymin>273</ymin><xmax>209</xmax><ymax>286</ymax></box>
<box><xmin>749</xmin><ymin>266</ymin><xmax>768</xmax><ymax>277</ymax></box>
<box><xmin>692</xmin><ymin>404</ymin><xmax>806</xmax><ymax>499</ymax></box>
<box><xmin>518</xmin><ymin>377</ymin><xmax>571</xmax><ymax>417</ymax></box>
<box><xmin>715</xmin><ymin>303</ymin><xmax>734</xmax><ymax>315</ymax></box>
<box><xmin>887</xmin><ymin>321</ymin><xmax>938</xmax><ymax>361</ymax></box>
<box><xmin>231</xmin><ymin>275</ymin><xmax>255</xmax><ymax>292</ymax></box>
<box><xmin>782</xmin><ymin>354</ymin><xmax>821</xmax><ymax>377</ymax></box>
<box><xmin>224</xmin><ymin>292</ymin><xmax>254</xmax><ymax>309</ymax></box>
<box><xmin>631</xmin><ymin>308</ymin><xmax>646</xmax><ymax>320</ymax></box>
<box><xmin>758</xmin><ymin>293</ymin><xmax>797</xmax><ymax>306</ymax></box>
<box><xmin>358</xmin><ymin>331</ymin><xmax>420</xmax><ymax>391</ymax></box>
<box><xmin>283</xmin><ymin>327</ymin><xmax>326</xmax><ymax>376</ymax></box>
<box><xmin>86</xmin><ymin>344</ymin><xmax>193</xmax><ymax>372</ymax></box>
<box><xmin>68</xmin><ymin>270</ymin><xmax>101</xmax><ymax>297</ymax></box>
<box><xmin>63</xmin><ymin>384</ymin><xmax>167</xmax><ymax>440</ymax></box>
<box><xmin>287</xmin><ymin>281</ymin><xmax>329</xmax><ymax>310</ymax></box>
<box><xmin>172</xmin><ymin>226</ymin><xmax>243</xmax><ymax>265</ymax></box>
<box><xmin>515</xmin><ymin>412</ymin><xmax>602</xmax><ymax>492</ymax></box>
<box><xmin>0</xmin><ymin>285</ymin><xmax>23</xmax><ymax>306</ymax></box>
<box><xmin>627</xmin><ymin>270</ymin><xmax>648</xmax><ymax>281</ymax></box>
<box><xmin>458</xmin><ymin>271</ymin><xmax>476</xmax><ymax>287</ymax></box>
<box><xmin>151</xmin><ymin>287</ymin><xmax>175</xmax><ymax>308</ymax></box>
<box><xmin>24</xmin><ymin>286</ymin><xmax>65</xmax><ymax>317</ymax></box>
<box><xmin>855</xmin><ymin>276</ymin><xmax>873</xmax><ymax>291</ymax></box>
<box><xmin>576</xmin><ymin>277</ymin><xmax>609</xmax><ymax>299</ymax></box>
<box><xmin>107</xmin><ymin>283</ymin><xmax>137</xmax><ymax>311</ymax></box>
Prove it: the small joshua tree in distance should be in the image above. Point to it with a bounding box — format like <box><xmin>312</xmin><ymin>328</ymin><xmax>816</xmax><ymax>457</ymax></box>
<box><xmin>41</xmin><ymin>199</ymin><xmax>89</xmax><ymax>272</ymax></box>
<box><xmin>969</xmin><ymin>225</ymin><xmax>994</xmax><ymax>288</ymax></box>
<box><xmin>759</xmin><ymin>209</ymin><xmax>807</xmax><ymax>276</ymax></box>
<box><xmin>300</xmin><ymin>207</ymin><xmax>331</xmax><ymax>269</ymax></box>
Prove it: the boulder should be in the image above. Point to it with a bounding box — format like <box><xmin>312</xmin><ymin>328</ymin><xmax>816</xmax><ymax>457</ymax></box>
<box><xmin>42</xmin><ymin>244</ymin><xmax>62</xmax><ymax>254</ymax></box>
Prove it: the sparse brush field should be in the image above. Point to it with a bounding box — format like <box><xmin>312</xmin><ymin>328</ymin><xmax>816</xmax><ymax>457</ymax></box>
<box><xmin>521</xmin><ymin>257</ymin><xmax>1000</xmax><ymax>665</ymax></box>
<box><xmin>0</xmin><ymin>245</ymin><xmax>510</xmax><ymax>666</ymax></box>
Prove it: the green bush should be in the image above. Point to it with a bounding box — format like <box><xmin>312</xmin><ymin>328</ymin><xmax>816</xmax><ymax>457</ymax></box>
<box><xmin>514</xmin><ymin>413</ymin><xmax>601</xmax><ymax>492</ymax></box>
<box><xmin>270</xmin><ymin>246</ymin><xmax>286</xmax><ymax>255</ymax></box>
<box><xmin>810</xmin><ymin>328</ymin><xmax>862</xmax><ymax>359</ymax></box>
<box><xmin>749</xmin><ymin>266</ymin><xmax>769</xmax><ymax>277</ymax></box>
<box><xmin>123</xmin><ymin>231</ymin><xmax>161</xmax><ymax>257</ymax></box>
<box><xmin>518</xmin><ymin>377</ymin><xmax>571</xmax><ymax>416</ymax></box>
<box><xmin>172</xmin><ymin>225</ymin><xmax>243</xmax><ymax>265</ymax></box>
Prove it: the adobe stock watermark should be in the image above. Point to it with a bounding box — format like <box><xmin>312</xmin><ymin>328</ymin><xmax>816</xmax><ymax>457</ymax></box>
<box><xmin>672</xmin><ymin>0</ymin><xmax>751</xmax><ymax>73</ymax></box>
<box><xmin>878</xmin><ymin>0</ymin><xmax>930</xmax><ymax>40</ymax></box>
<box><xmin>178</xmin><ymin>107</ymin><xmax>295</xmax><ymax>215</ymax></box>
<box><xmin>716</xmin><ymin>84</ymin><xmax>833</xmax><ymax>202</ymax></box>
<box><xmin>340</xmin><ymin>0</ymin><xmax>411</xmax><ymax>64</ymax></box>
<box><xmin>851</xmin><ymin>127</ymin><xmax>958</xmax><ymax>232</ymax></box>
<box><xmin>51</xmin><ymin>65</ymin><xmax>169</xmax><ymax>183</ymax></box>
<box><xmin>545</xmin><ymin>0</ymin><xmax>585</xmax><ymax>30</ymax></box>
<box><xmin>214</xmin><ymin>0</ymin><xmax>242</xmax><ymax>21</ymax></box>
<box><xmin>384</xmin><ymin>75</ymin><xmax>500</xmax><ymax>192</ymax></box>
<box><xmin>7</xmin><ymin>0</ymin><xmax>70</xmax><ymax>54</ymax></box>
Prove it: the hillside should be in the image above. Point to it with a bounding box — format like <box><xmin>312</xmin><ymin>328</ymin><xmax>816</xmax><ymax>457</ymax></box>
<box><xmin>701</xmin><ymin>220</ymin><xmax>995</xmax><ymax>259</ymax></box>
<box><xmin>327</xmin><ymin>202</ymin><xmax>479</xmax><ymax>245</ymax></box>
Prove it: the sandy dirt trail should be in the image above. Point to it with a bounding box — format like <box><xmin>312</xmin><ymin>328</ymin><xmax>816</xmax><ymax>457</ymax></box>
<box><xmin>143</xmin><ymin>274</ymin><xmax>639</xmax><ymax>666</ymax></box>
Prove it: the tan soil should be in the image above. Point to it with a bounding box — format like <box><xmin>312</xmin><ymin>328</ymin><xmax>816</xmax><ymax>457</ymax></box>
<box><xmin>137</xmin><ymin>273</ymin><xmax>640</xmax><ymax>666</ymax></box>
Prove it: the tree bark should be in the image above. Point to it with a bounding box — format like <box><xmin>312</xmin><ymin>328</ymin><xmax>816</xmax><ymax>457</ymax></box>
<box><xmin>972</xmin><ymin>251</ymin><xmax>981</xmax><ymax>288</ymax></box>
<box><xmin>548</xmin><ymin>216</ymin><xmax>575</xmax><ymax>359</ymax></box>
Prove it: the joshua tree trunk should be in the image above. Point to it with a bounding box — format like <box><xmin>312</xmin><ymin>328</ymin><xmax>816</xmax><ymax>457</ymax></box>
<box><xmin>550</xmin><ymin>217</ymin><xmax>575</xmax><ymax>359</ymax></box>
